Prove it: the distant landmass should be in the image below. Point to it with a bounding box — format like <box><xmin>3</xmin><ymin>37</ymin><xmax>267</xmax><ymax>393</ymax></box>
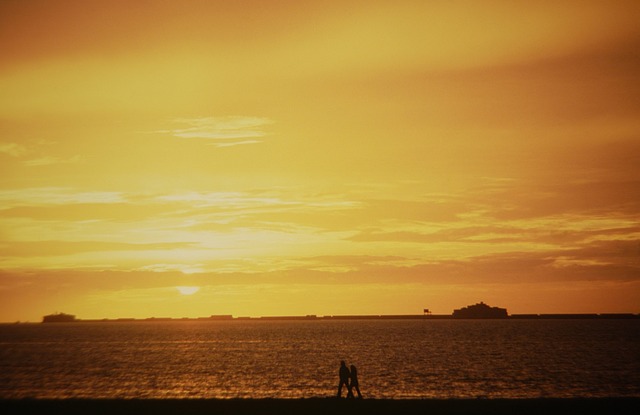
<box><xmin>452</xmin><ymin>302</ymin><xmax>508</xmax><ymax>319</ymax></box>
<box><xmin>41</xmin><ymin>303</ymin><xmax>639</xmax><ymax>323</ymax></box>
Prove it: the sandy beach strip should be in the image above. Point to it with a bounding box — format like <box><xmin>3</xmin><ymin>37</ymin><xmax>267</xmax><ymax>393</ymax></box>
<box><xmin>2</xmin><ymin>397</ymin><xmax>638</xmax><ymax>415</ymax></box>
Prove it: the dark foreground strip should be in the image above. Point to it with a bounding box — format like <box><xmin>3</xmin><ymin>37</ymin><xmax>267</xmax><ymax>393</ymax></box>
<box><xmin>2</xmin><ymin>398</ymin><xmax>638</xmax><ymax>415</ymax></box>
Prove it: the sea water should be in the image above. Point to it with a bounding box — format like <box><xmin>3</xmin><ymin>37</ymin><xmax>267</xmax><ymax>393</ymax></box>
<box><xmin>1</xmin><ymin>319</ymin><xmax>638</xmax><ymax>399</ymax></box>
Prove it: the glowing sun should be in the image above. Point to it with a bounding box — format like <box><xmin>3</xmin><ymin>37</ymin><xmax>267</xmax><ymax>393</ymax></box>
<box><xmin>176</xmin><ymin>286</ymin><xmax>200</xmax><ymax>295</ymax></box>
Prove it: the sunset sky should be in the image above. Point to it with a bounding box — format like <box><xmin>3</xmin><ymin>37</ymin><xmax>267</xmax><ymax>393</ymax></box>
<box><xmin>1</xmin><ymin>0</ymin><xmax>639</xmax><ymax>322</ymax></box>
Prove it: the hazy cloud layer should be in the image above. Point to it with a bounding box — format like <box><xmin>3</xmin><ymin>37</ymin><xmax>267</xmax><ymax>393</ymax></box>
<box><xmin>158</xmin><ymin>117</ymin><xmax>273</xmax><ymax>147</ymax></box>
<box><xmin>1</xmin><ymin>1</ymin><xmax>639</xmax><ymax>321</ymax></box>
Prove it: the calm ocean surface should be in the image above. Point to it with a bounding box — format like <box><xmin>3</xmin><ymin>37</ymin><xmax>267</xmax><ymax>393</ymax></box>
<box><xmin>1</xmin><ymin>319</ymin><xmax>639</xmax><ymax>399</ymax></box>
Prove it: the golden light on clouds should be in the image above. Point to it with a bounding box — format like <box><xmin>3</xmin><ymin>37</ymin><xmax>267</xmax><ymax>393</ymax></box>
<box><xmin>1</xmin><ymin>1</ymin><xmax>639</xmax><ymax>321</ymax></box>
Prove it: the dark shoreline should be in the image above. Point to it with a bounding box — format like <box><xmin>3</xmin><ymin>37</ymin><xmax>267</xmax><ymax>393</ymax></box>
<box><xmin>2</xmin><ymin>398</ymin><xmax>639</xmax><ymax>415</ymax></box>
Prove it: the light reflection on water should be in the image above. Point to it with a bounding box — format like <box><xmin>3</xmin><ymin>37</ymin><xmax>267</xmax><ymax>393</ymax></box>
<box><xmin>1</xmin><ymin>319</ymin><xmax>638</xmax><ymax>399</ymax></box>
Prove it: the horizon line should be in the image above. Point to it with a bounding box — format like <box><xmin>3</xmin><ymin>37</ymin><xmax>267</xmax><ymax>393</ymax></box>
<box><xmin>26</xmin><ymin>311</ymin><xmax>640</xmax><ymax>324</ymax></box>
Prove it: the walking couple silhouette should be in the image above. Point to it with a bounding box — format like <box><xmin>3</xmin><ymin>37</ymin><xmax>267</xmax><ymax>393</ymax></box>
<box><xmin>337</xmin><ymin>360</ymin><xmax>362</xmax><ymax>399</ymax></box>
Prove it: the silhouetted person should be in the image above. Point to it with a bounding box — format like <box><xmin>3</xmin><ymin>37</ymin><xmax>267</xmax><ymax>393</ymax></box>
<box><xmin>349</xmin><ymin>364</ymin><xmax>362</xmax><ymax>399</ymax></box>
<box><xmin>337</xmin><ymin>361</ymin><xmax>351</xmax><ymax>398</ymax></box>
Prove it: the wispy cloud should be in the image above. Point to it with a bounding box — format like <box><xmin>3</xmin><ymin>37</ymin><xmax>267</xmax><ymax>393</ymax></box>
<box><xmin>1</xmin><ymin>240</ymin><xmax>195</xmax><ymax>258</ymax></box>
<box><xmin>1</xmin><ymin>141</ymin><xmax>80</xmax><ymax>166</ymax></box>
<box><xmin>213</xmin><ymin>140</ymin><xmax>261</xmax><ymax>148</ymax></box>
<box><xmin>154</xmin><ymin>190</ymin><xmax>359</xmax><ymax>211</ymax></box>
<box><xmin>0</xmin><ymin>142</ymin><xmax>28</xmax><ymax>157</ymax></box>
<box><xmin>23</xmin><ymin>155</ymin><xmax>81</xmax><ymax>167</ymax></box>
<box><xmin>159</xmin><ymin>116</ymin><xmax>273</xmax><ymax>147</ymax></box>
<box><xmin>155</xmin><ymin>191</ymin><xmax>298</xmax><ymax>208</ymax></box>
<box><xmin>0</xmin><ymin>187</ymin><xmax>126</xmax><ymax>206</ymax></box>
<box><xmin>137</xmin><ymin>264</ymin><xmax>206</xmax><ymax>274</ymax></box>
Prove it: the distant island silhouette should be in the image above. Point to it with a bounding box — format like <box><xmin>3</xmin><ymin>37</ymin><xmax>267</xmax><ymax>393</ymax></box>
<box><xmin>41</xmin><ymin>302</ymin><xmax>639</xmax><ymax>323</ymax></box>
<box><xmin>452</xmin><ymin>302</ymin><xmax>508</xmax><ymax>319</ymax></box>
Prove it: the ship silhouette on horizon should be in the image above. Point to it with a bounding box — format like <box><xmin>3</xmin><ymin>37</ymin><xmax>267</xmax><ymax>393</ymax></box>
<box><xmin>42</xmin><ymin>312</ymin><xmax>76</xmax><ymax>323</ymax></box>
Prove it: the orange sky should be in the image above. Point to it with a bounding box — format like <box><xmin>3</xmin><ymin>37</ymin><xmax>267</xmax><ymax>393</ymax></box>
<box><xmin>1</xmin><ymin>0</ymin><xmax>639</xmax><ymax>322</ymax></box>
